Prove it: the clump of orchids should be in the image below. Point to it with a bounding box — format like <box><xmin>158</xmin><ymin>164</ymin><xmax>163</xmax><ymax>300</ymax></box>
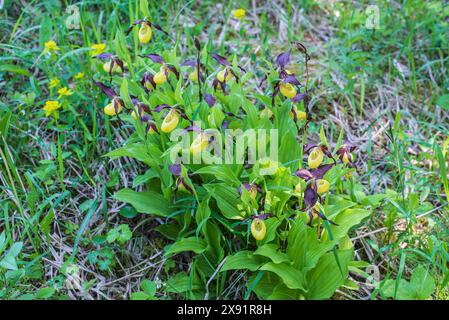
<box><xmin>92</xmin><ymin>26</ymin><xmax>356</xmax><ymax>243</ymax></box>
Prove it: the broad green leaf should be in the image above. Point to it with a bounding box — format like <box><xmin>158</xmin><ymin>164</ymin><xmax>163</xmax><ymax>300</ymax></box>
<box><xmin>165</xmin><ymin>272</ymin><xmax>201</xmax><ymax>294</ymax></box>
<box><xmin>410</xmin><ymin>266</ymin><xmax>435</xmax><ymax>300</ymax></box>
<box><xmin>205</xmin><ymin>184</ymin><xmax>243</xmax><ymax>220</ymax></box>
<box><xmin>221</xmin><ymin>251</ymin><xmax>268</xmax><ymax>272</ymax></box>
<box><xmin>322</xmin><ymin>208</ymin><xmax>371</xmax><ymax>242</ymax></box>
<box><xmin>306</xmin><ymin>249</ymin><xmax>352</xmax><ymax>299</ymax></box>
<box><xmin>254</xmin><ymin>244</ymin><xmax>290</xmax><ymax>264</ymax></box>
<box><xmin>287</xmin><ymin>220</ymin><xmax>308</xmax><ymax>269</ymax></box>
<box><xmin>114</xmin><ymin>188</ymin><xmax>173</xmax><ymax>217</ymax></box>
<box><xmin>260</xmin><ymin>262</ymin><xmax>305</xmax><ymax>290</ymax></box>
<box><xmin>165</xmin><ymin>237</ymin><xmax>207</xmax><ymax>256</ymax></box>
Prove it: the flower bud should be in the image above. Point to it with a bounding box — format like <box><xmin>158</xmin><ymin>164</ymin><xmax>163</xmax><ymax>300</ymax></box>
<box><xmin>138</xmin><ymin>23</ymin><xmax>152</xmax><ymax>44</ymax></box>
<box><xmin>280</xmin><ymin>82</ymin><xmax>297</xmax><ymax>98</ymax></box>
<box><xmin>308</xmin><ymin>147</ymin><xmax>324</xmax><ymax>169</ymax></box>
<box><xmin>251</xmin><ymin>218</ymin><xmax>266</xmax><ymax>241</ymax></box>
<box><xmin>161</xmin><ymin>109</ymin><xmax>179</xmax><ymax>133</ymax></box>
<box><xmin>316</xmin><ymin>179</ymin><xmax>330</xmax><ymax>194</ymax></box>
<box><xmin>260</xmin><ymin>107</ymin><xmax>273</xmax><ymax>119</ymax></box>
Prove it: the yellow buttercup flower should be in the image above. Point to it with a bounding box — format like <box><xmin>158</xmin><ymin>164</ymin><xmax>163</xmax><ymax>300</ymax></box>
<box><xmin>57</xmin><ymin>87</ymin><xmax>73</xmax><ymax>98</ymax></box>
<box><xmin>43</xmin><ymin>100</ymin><xmax>61</xmax><ymax>116</ymax></box>
<box><xmin>49</xmin><ymin>78</ymin><xmax>60</xmax><ymax>89</ymax></box>
<box><xmin>44</xmin><ymin>40</ymin><xmax>59</xmax><ymax>53</ymax></box>
<box><xmin>75</xmin><ymin>72</ymin><xmax>84</xmax><ymax>80</ymax></box>
<box><xmin>234</xmin><ymin>8</ymin><xmax>246</xmax><ymax>20</ymax></box>
<box><xmin>91</xmin><ymin>43</ymin><xmax>106</xmax><ymax>56</ymax></box>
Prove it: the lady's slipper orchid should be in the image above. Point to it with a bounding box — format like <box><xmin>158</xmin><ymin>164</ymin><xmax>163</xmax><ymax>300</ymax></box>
<box><xmin>160</xmin><ymin>108</ymin><xmax>180</xmax><ymax>133</ymax></box>
<box><xmin>141</xmin><ymin>54</ymin><xmax>179</xmax><ymax>87</ymax></box>
<box><xmin>211</xmin><ymin>53</ymin><xmax>244</xmax><ymax>93</ymax></box>
<box><xmin>126</xmin><ymin>19</ymin><xmax>168</xmax><ymax>44</ymax></box>
<box><xmin>337</xmin><ymin>144</ymin><xmax>356</xmax><ymax>166</ymax></box>
<box><xmin>190</xmin><ymin>132</ymin><xmax>209</xmax><ymax>154</ymax></box>
<box><xmin>238</xmin><ymin>182</ymin><xmax>261</xmax><ymax>200</ymax></box>
<box><xmin>316</xmin><ymin>179</ymin><xmax>330</xmax><ymax>194</ymax></box>
<box><xmin>250</xmin><ymin>218</ymin><xmax>267</xmax><ymax>241</ymax></box>
<box><xmin>93</xmin><ymin>81</ymin><xmax>125</xmax><ymax>117</ymax></box>
<box><xmin>141</xmin><ymin>72</ymin><xmax>156</xmax><ymax>92</ymax></box>
<box><xmin>290</xmin><ymin>107</ymin><xmax>306</xmax><ymax>121</ymax></box>
<box><xmin>169</xmin><ymin>164</ymin><xmax>193</xmax><ymax>195</ymax></box>
<box><xmin>308</xmin><ymin>147</ymin><xmax>324</xmax><ymax>169</ymax></box>
<box><xmin>181</xmin><ymin>59</ymin><xmax>204</xmax><ymax>83</ymax></box>
<box><xmin>96</xmin><ymin>53</ymin><xmax>126</xmax><ymax>81</ymax></box>
<box><xmin>104</xmin><ymin>101</ymin><xmax>123</xmax><ymax>116</ymax></box>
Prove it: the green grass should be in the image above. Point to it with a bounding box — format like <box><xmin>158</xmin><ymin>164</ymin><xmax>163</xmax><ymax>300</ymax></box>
<box><xmin>0</xmin><ymin>0</ymin><xmax>448</xmax><ymax>300</ymax></box>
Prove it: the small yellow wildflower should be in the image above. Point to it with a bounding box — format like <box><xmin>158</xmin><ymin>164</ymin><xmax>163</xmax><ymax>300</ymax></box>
<box><xmin>44</xmin><ymin>40</ymin><xmax>59</xmax><ymax>53</ymax></box>
<box><xmin>43</xmin><ymin>100</ymin><xmax>61</xmax><ymax>116</ymax></box>
<box><xmin>91</xmin><ymin>43</ymin><xmax>106</xmax><ymax>56</ymax></box>
<box><xmin>49</xmin><ymin>78</ymin><xmax>60</xmax><ymax>89</ymax></box>
<box><xmin>75</xmin><ymin>72</ymin><xmax>84</xmax><ymax>80</ymax></box>
<box><xmin>234</xmin><ymin>8</ymin><xmax>246</xmax><ymax>20</ymax></box>
<box><xmin>58</xmin><ymin>87</ymin><xmax>73</xmax><ymax>98</ymax></box>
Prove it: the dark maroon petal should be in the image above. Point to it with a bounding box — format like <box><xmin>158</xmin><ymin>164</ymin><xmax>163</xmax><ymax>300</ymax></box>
<box><xmin>194</xmin><ymin>38</ymin><xmax>201</xmax><ymax>51</ymax></box>
<box><xmin>183</xmin><ymin>125</ymin><xmax>202</xmax><ymax>133</ymax></box>
<box><xmin>205</xmin><ymin>94</ymin><xmax>216</xmax><ymax>107</ymax></box>
<box><xmin>211</xmin><ymin>53</ymin><xmax>230</xmax><ymax>66</ymax></box>
<box><xmin>167</xmin><ymin>65</ymin><xmax>179</xmax><ymax>79</ymax></box>
<box><xmin>283</xmin><ymin>74</ymin><xmax>300</xmax><ymax>86</ymax></box>
<box><xmin>271</xmin><ymin>82</ymin><xmax>280</xmax><ymax>106</ymax></box>
<box><xmin>169</xmin><ymin>164</ymin><xmax>182</xmax><ymax>176</ymax></box>
<box><xmin>154</xmin><ymin>104</ymin><xmax>171</xmax><ymax>112</ymax></box>
<box><xmin>310</xmin><ymin>164</ymin><xmax>334</xmax><ymax>180</ymax></box>
<box><xmin>146</xmin><ymin>122</ymin><xmax>158</xmax><ymax>134</ymax></box>
<box><xmin>93</xmin><ymin>81</ymin><xmax>117</xmax><ymax>98</ymax></box>
<box><xmin>304</xmin><ymin>143</ymin><xmax>318</xmax><ymax>153</ymax></box>
<box><xmin>304</xmin><ymin>184</ymin><xmax>318</xmax><ymax>209</ymax></box>
<box><xmin>315</xmin><ymin>209</ymin><xmax>338</xmax><ymax>226</ymax></box>
<box><xmin>228</xmin><ymin>68</ymin><xmax>239</xmax><ymax>83</ymax></box>
<box><xmin>144</xmin><ymin>54</ymin><xmax>165</xmax><ymax>64</ymax></box>
<box><xmin>140</xmin><ymin>114</ymin><xmax>151</xmax><ymax>122</ymax></box>
<box><xmin>96</xmin><ymin>52</ymin><xmax>113</xmax><ymax>60</ymax></box>
<box><xmin>292</xmin><ymin>92</ymin><xmax>307</xmax><ymax>103</ymax></box>
<box><xmin>276</xmin><ymin>51</ymin><xmax>291</xmax><ymax>68</ymax></box>
<box><xmin>150</xmin><ymin>23</ymin><xmax>169</xmax><ymax>36</ymax></box>
<box><xmin>181</xmin><ymin>59</ymin><xmax>196</xmax><ymax>67</ymax></box>
<box><xmin>126</xmin><ymin>20</ymin><xmax>143</xmax><ymax>35</ymax></box>
<box><xmin>295</xmin><ymin>169</ymin><xmax>314</xmax><ymax>181</ymax></box>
